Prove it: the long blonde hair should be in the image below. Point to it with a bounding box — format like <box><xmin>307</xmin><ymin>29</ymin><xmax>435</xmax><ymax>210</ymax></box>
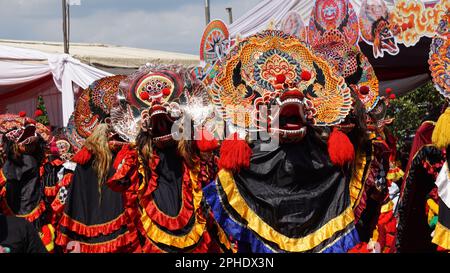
<box><xmin>136</xmin><ymin>128</ymin><xmax>153</xmax><ymax>182</ymax></box>
<box><xmin>84</xmin><ymin>124</ymin><xmax>112</xmax><ymax>195</ymax></box>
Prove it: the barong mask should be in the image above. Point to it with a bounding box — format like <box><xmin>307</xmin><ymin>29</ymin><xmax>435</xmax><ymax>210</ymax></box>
<box><xmin>210</xmin><ymin>30</ymin><xmax>352</xmax><ymax>143</ymax></box>
<box><xmin>112</xmin><ymin>64</ymin><xmax>217</xmax><ymax>149</ymax></box>
<box><xmin>429</xmin><ymin>10</ymin><xmax>450</xmax><ymax>100</ymax></box>
<box><xmin>308</xmin><ymin>0</ymin><xmax>360</xmax><ymax>47</ymax></box>
<box><xmin>312</xmin><ymin>30</ymin><xmax>378</xmax><ymax>136</ymax></box>
<box><xmin>280</xmin><ymin>11</ymin><xmax>308</xmax><ymax>43</ymax></box>
<box><xmin>359</xmin><ymin>0</ymin><xmax>400</xmax><ymax>58</ymax></box>
<box><xmin>5</xmin><ymin>122</ymin><xmax>38</xmax><ymax>149</ymax></box>
<box><xmin>0</xmin><ymin>114</ymin><xmax>51</xmax><ymax>154</ymax></box>
<box><xmin>196</xmin><ymin>20</ymin><xmax>231</xmax><ymax>87</ymax></box>
<box><xmin>313</xmin><ymin>30</ymin><xmax>379</xmax><ymax>113</ymax></box>
<box><xmin>66</xmin><ymin>75</ymin><xmax>127</xmax><ymax>152</ymax></box>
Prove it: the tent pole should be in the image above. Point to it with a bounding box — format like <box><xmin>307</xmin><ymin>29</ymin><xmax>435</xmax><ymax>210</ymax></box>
<box><xmin>226</xmin><ymin>7</ymin><xmax>233</xmax><ymax>24</ymax></box>
<box><xmin>62</xmin><ymin>0</ymin><xmax>69</xmax><ymax>54</ymax></box>
<box><xmin>67</xmin><ymin>4</ymin><xmax>70</xmax><ymax>49</ymax></box>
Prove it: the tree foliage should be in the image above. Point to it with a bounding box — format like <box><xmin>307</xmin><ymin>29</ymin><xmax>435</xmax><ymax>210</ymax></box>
<box><xmin>386</xmin><ymin>81</ymin><xmax>445</xmax><ymax>152</ymax></box>
<box><xmin>35</xmin><ymin>95</ymin><xmax>50</xmax><ymax>126</ymax></box>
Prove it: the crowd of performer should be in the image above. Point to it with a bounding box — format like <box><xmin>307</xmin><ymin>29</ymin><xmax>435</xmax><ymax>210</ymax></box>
<box><xmin>0</xmin><ymin>11</ymin><xmax>449</xmax><ymax>253</ymax></box>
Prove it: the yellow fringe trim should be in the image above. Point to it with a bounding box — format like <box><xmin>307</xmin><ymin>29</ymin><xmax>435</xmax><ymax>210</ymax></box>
<box><xmin>139</xmin><ymin>162</ymin><xmax>208</xmax><ymax>249</ymax></box>
<box><xmin>140</xmin><ymin>208</ymin><xmax>207</xmax><ymax>249</ymax></box>
<box><xmin>432</xmin><ymin>221</ymin><xmax>450</xmax><ymax>250</ymax></box>
<box><xmin>218</xmin><ymin>170</ymin><xmax>356</xmax><ymax>252</ymax></box>
<box><xmin>381</xmin><ymin>200</ymin><xmax>394</xmax><ymax>214</ymax></box>
<box><xmin>432</xmin><ymin>108</ymin><xmax>450</xmax><ymax>149</ymax></box>
<box><xmin>372</xmin><ymin>228</ymin><xmax>379</xmax><ymax>242</ymax></box>
<box><xmin>427</xmin><ymin>199</ymin><xmax>439</xmax><ymax>215</ymax></box>
<box><xmin>41</xmin><ymin>224</ymin><xmax>55</xmax><ymax>253</ymax></box>
<box><xmin>387</xmin><ymin>168</ymin><xmax>404</xmax><ymax>182</ymax></box>
<box><xmin>216</xmin><ymin>223</ymin><xmax>236</xmax><ymax>253</ymax></box>
<box><xmin>349</xmin><ymin>149</ymin><xmax>370</xmax><ymax>208</ymax></box>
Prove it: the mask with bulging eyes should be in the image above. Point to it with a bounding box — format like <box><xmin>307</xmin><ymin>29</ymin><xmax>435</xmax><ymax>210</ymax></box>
<box><xmin>139</xmin><ymin>100</ymin><xmax>182</xmax><ymax>147</ymax></box>
<box><xmin>210</xmin><ymin>30</ymin><xmax>352</xmax><ymax>143</ymax></box>
<box><xmin>111</xmin><ymin>64</ymin><xmax>211</xmax><ymax>147</ymax></box>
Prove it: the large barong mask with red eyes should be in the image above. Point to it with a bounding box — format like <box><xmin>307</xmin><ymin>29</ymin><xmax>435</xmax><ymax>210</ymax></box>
<box><xmin>210</xmin><ymin>30</ymin><xmax>352</xmax><ymax>141</ymax></box>
<box><xmin>111</xmin><ymin>64</ymin><xmax>214</xmax><ymax>145</ymax></box>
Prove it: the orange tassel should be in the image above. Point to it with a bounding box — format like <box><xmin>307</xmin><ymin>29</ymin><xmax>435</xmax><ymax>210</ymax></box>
<box><xmin>72</xmin><ymin>147</ymin><xmax>92</xmax><ymax>165</ymax></box>
<box><xmin>195</xmin><ymin>128</ymin><xmax>219</xmax><ymax>152</ymax></box>
<box><xmin>219</xmin><ymin>133</ymin><xmax>252</xmax><ymax>172</ymax></box>
<box><xmin>328</xmin><ymin>127</ymin><xmax>355</xmax><ymax>167</ymax></box>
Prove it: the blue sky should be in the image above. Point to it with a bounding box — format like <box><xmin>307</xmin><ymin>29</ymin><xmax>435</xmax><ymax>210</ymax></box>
<box><xmin>0</xmin><ymin>0</ymin><xmax>261</xmax><ymax>54</ymax></box>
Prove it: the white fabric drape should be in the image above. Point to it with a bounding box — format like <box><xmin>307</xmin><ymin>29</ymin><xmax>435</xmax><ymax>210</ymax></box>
<box><xmin>0</xmin><ymin>61</ymin><xmax>51</xmax><ymax>85</ymax></box>
<box><xmin>0</xmin><ymin>45</ymin><xmax>112</xmax><ymax>126</ymax></box>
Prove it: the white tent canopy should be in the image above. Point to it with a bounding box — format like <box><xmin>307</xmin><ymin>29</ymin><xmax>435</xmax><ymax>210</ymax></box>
<box><xmin>0</xmin><ymin>44</ymin><xmax>112</xmax><ymax>127</ymax></box>
<box><xmin>0</xmin><ymin>40</ymin><xmax>200</xmax><ymax>71</ymax></box>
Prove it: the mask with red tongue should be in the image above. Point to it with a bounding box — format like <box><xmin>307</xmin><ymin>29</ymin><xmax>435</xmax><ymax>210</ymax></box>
<box><xmin>140</xmin><ymin>100</ymin><xmax>182</xmax><ymax>148</ymax></box>
<box><xmin>254</xmin><ymin>82</ymin><xmax>312</xmax><ymax>144</ymax></box>
<box><xmin>111</xmin><ymin>64</ymin><xmax>217</xmax><ymax>152</ymax></box>
<box><xmin>359</xmin><ymin>0</ymin><xmax>399</xmax><ymax>59</ymax></box>
<box><xmin>210</xmin><ymin>30</ymin><xmax>354</xmax><ymax>170</ymax></box>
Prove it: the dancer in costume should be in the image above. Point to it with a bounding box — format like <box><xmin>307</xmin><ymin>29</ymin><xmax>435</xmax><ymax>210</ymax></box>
<box><xmin>43</xmin><ymin>130</ymin><xmax>77</xmax><ymax>208</ymax></box>
<box><xmin>350</xmin><ymin>96</ymin><xmax>400</xmax><ymax>253</ymax></box>
<box><xmin>203</xmin><ymin>30</ymin><xmax>363</xmax><ymax>253</ymax></box>
<box><xmin>51</xmin><ymin>76</ymin><xmax>141</xmax><ymax>253</ymax></box>
<box><xmin>397</xmin><ymin>11</ymin><xmax>450</xmax><ymax>252</ymax></box>
<box><xmin>395</xmin><ymin>111</ymin><xmax>446</xmax><ymax>252</ymax></box>
<box><xmin>107</xmin><ymin>64</ymin><xmax>233</xmax><ymax>253</ymax></box>
<box><xmin>282</xmin><ymin>9</ymin><xmax>398</xmax><ymax>251</ymax></box>
<box><xmin>0</xmin><ymin>113</ymin><xmax>55</xmax><ymax>252</ymax></box>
